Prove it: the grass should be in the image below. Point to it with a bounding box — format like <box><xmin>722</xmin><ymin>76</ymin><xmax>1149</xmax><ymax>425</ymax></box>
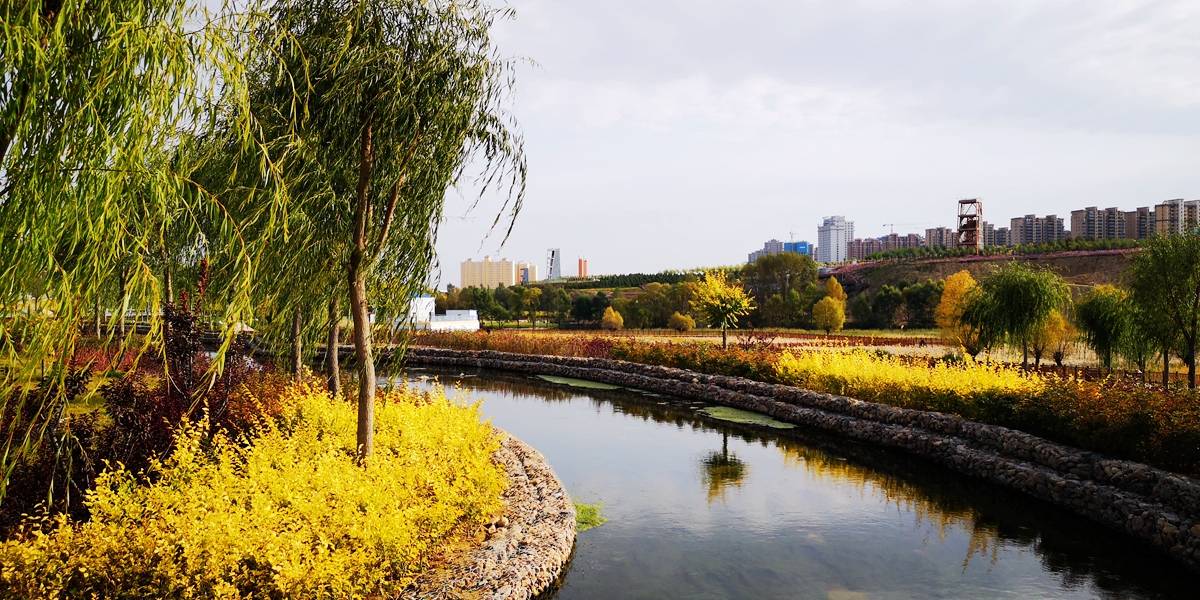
<box><xmin>699</xmin><ymin>406</ymin><xmax>796</xmax><ymax>429</ymax></box>
<box><xmin>574</xmin><ymin>502</ymin><xmax>607</xmax><ymax>532</ymax></box>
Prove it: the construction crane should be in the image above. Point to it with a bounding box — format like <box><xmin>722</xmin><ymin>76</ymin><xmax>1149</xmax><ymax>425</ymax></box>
<box><xmin>882</xmin><ymin>223</ymin><xmax>920</xmax><ymax>234</ymax></box>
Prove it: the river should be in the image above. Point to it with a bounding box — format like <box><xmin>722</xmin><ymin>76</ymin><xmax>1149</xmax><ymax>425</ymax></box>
<box><xmin>402</xmin><ymin>367</ymin><xmax>1191</xmax><ymax>600</ymax></box>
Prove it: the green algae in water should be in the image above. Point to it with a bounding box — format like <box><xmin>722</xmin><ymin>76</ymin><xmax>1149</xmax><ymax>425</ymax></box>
<box><xmin>575</xmin><ymin>502</ymin><xmax>607</xmax><ymax>532</ymax></box>
<box><xmin>698</xmin><ymin>406</ymin><xmax>795</xmax><ymax>429</ymax></box>
<box><xmin>536</xmin><ymin>374</ymin><xmax>622</xmax><ymax>390</ymax></box>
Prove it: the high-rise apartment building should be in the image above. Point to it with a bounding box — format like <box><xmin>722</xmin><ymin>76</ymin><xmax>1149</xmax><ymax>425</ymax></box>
<box><xmin>546</xmin><ymin>248</ymin><xmax>562</xmax><ymax>280</ymax></box>
<box><xmin>516</xmin><ymin>262</ymin><xmax>538</xmax><ymax>284</ymax></box>
<box><xmin>991</xmin><ymin>227</ymin><xmax>1010</xmax><ymax>247</ymax></box>
<box><xmin>847</xmin><ymin>238</ymin><xmax>882</xmax><ymax>261</ymax></box>
<box><xmin>980</xmin><ymin>222</ymin><xmax>1012</xmax><ymax>247</ymax></box>
<box><xmin>925</xmin><ymin>227</ymin><xmax>955</xmax><ymax>248</ymax></box>
<box><xmin>1124</xmin><ymin>207</ymin><xmax>1153</xmax><ymax>240</ymax></box>
<box><xmin>577</xmin><ymin>258</ymin><xmax>588</xmax><ymax>278</ymax></box>
<box><xmin>461</xmin><ymin>257</ymin><xmax>516</xmax><ymax>288</ymax></box>
<box><xmin>847</xmin><ymin>233</ymin><xmax>921</xmax><ymax>260</ymax></box>
<box><xmin>816</xmin><ymin>216</ymin><xmax>854</xmax><ymax>263</ymax></box>
<box><xmin>1009</xmin><ymin>214</ymin><xmax>1066</xmax><ymax>245</ymax></box>
<box><xmin>1153</xmin><ymin>199</ymin><xmax>1200</xmax><ymax>235</ymax></box>
<box><xmin>1070</xmin><ymin>207</ymin><xmax>1125</xmax><ymax>240</ymax></box>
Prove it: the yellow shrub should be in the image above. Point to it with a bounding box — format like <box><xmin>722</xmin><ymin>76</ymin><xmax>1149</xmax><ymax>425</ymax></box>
<box><xmin>0</xmin><ymin>382</ymin><xmax>506</xmax><ymax>599</ymax></box>
<box><xmin>774</xmin><ymin>349</ymin><xmax>1044</xmax><ymax>414</ymax></box>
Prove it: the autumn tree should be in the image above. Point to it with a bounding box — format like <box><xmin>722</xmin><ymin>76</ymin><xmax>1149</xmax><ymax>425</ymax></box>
<box><xmin>825</xmin><ymin>276</ymin><xmax>848</xmax><ymax>303</ymax></box>
<box><xmin>668</xmin><ymin>312</ymin><xmax>695</xmax><ymax>332</ymax></box>
<box><xmin>1029</xmin><ymin>310</ymin><xmax>1072</xmax><ymax>368</ymax></box>
<box><xmin>935</xmin><ymin>270</ymin><xmax>985</xmax><ymax>356</ymax></box>
<box><xmin>812</xmin><ymin>297</ymin><xmax>846</xmax><ymax>334</ymax></box>
<box><xmin>600</xmin><ymin>306</ymin><xmax>624</xmax><ymax>331</ymax></box>
<box><xmin>692</xmin><ymin>271</ymin><xmax>755</xmax><ymax>349</ymax></box>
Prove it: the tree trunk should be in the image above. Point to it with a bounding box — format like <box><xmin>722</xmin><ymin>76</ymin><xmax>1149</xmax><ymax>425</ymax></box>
<box><xmin>117</xmin><ymin>266</ymin><xmax>128</xmax><ymax>336</ymax></box>
<box><xmin>1189</xmin><ymin>348</ymin><xmax>1196</xmax><ymax>390</ymax></box>
<box><xmin>350</xmin><ymin>115</ymin><xmax>376</xmax><ymax>459</ymax></box>
<box><xmin>164</xmin><ymin>265</ymin><xmax>173</xmax><ymax>304</ymax></box>
<box><xmin>326</xmin><ymin>295</ymin><xmax>341</xmax><ymax>398</ymax></box>
<box><xmin>93</xmin><ymin>294</ymin><xmax>102</xmax><ymax>337</ymax></box>
<box><xmin>290</xmin><ymin>306</ymin><xmax>303</xmax><ymax>378</ymax></box>
<box><xmin>721</xmin><ymin>326</ymin><xmax>728</xmax><ymax>349</ymax></box>
<box><xmin>1163</xmin><ymin>348</ymin><xmax>1170</xmax><ymax>390</ymax></box>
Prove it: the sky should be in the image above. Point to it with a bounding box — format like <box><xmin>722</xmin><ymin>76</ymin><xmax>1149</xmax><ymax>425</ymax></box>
<box><xmin>433</xmin><ymin>1</ymin><xmax>1200</xmax><ymax>287</ymax></box>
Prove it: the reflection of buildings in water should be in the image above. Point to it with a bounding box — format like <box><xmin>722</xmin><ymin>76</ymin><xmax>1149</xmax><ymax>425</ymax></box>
<box><xmin>701</xmin><ymin>432</ymin><xmax>748</xmax><ymax>504</ymax></box>
<box><xmin>777</xmin><ymin>441</ymin><xmax>1001</xmax><ymax>569</ymax></box>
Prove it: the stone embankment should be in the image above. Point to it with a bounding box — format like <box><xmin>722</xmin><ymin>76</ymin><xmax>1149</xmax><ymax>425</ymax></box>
<box><xmin>406</xmin><ymin>347</ymin><xmax>1200</xmax><ymax>573</ymax></box>
<box><xmin>410</xmin><ymin>434</ymin><xmax>575</xmax><ymax>599</ymax></box>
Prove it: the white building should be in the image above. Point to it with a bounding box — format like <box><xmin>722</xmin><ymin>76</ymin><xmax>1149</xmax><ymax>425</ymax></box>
<box><xmin>816</xmin><ymin>216</ymin><xmax>854</xmax><ymax>263</ymax></box>
<box><xmin>546</xmin><ymin>248</ymin><xmax>562</xmax><ymax>280</ymax></box>
<box><xmin>406</xmin><ymin>296</ymin><xmax>480</xmax><ymax>331</ymax></box>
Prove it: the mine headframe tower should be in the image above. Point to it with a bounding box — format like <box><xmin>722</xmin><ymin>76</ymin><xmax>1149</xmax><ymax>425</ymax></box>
<box><xmin>957</xmin><ymin>198</ymin><xmax>984</xmax><ymax>251</ymax></box>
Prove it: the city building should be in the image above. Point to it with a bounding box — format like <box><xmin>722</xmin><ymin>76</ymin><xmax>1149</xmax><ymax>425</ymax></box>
<box><xmin>546</xmin><ymin>248</ymin><xmax>562</xmax><ymax>280</ymax></box>
<box><xmin>816</xmin><ymin>216</ymin><xmax>854</xmax><ymax>263</ymax></box>
<box><xmin>577</xmin><ymin>258</ymin><xmax>589</xmax><ymax>278</ymax></box>
<box><xmin>407</xmin><ymin>296</ymin><xmax>480</xmax><ymax>331</ymax></box>
<box><xmin>847</xmin><ymin>233</ymin><xmax>922</xmax><ymax>260</ymax></box>
<box><xmin>1009</xmin><ymin>214</ymin><xmax>1066</xmax><ymax>245</ymax></box>
<box><xmin>1153</xmin><ymin>198</ymin><xmax>1200</xmax><ymax>235</ymax></box>
<box><xmin>784</xmin><ymin>240</ymin><xmax>812</xmax><ymax>256</ymax></box>
<box><xmin>516</xmin><ymin>261</ymin><xmax>538</xmax><ymax>284</ymax></box>
<box><xmin>990</xmin><ymin>226</ymin><xmax>1010</xmax><ymax>247</ymax></box>
<box><xmin>460</xmin><ymin>256</ymin><xmax>516</xmax><ymax>288</ymax></box>
<box><xmin>1125</xmin><ymin>207</ymin><xmax>1153</xmax><ymax>240</ymax></box>
<box><xmin>747</xmin><ymin>238</ymin><xmax>813</xmax><ymax>263</ymax></box>
<box><xmin>1070</xmin><ymin>206</ymin><xmax>1125</xmax><ymax>240</ymax></box>
<box><xmin>925</xmin><ymin>226</ymin><xmax>955</xmax><ymax>248</ymax></box>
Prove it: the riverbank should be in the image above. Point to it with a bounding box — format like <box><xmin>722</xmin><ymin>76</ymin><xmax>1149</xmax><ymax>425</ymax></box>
<box><xmin>405</xmin><ymin>347</ymin><xmax>1200</xmax><ymax>573</ymax></box>
<box><xmin>411</xmin><ymin>433</ymin><xmax>576</xmax><ymax>599</ymax></box>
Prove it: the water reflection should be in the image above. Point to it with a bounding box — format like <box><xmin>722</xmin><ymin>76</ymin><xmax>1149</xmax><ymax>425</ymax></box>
<box><xmin>402</xmin><ymin>367</ymin><xmax>1192</xmax><ymax>599</ymax></box>
<box><xmin>701</xmin><ymin>432</ymin><xmax>747</xmax><ymax>504</ymax></box>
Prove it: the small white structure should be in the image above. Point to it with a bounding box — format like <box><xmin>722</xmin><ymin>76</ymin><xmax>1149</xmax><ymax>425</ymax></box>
<box><xmin>406</xmin><ymin>296</ymin><xmax>480</xmax><ymax>332</ymax></box>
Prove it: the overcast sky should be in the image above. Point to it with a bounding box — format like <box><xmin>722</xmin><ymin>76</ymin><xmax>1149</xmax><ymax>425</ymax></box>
<box><xmin>432</xmin><ymin>0</ymin><xmax>1200</xmax><ymax>287</ymax></box>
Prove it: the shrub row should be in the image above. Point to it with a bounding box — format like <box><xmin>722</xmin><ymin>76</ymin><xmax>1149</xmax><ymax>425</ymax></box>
<box><xmin>414</xmin><ymin>331</ymin><xmax>1200</xmax><ymax>474</ymax></box>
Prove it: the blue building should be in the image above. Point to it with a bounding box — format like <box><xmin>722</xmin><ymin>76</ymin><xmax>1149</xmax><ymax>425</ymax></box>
<box><xmin>783</xmin><ymin>241</ymin><xmax>812</xmax><ymax>256</ymax></box>
<box><xmin>748</xmin><ymin>239</ymin><xmax>814</xmax><ymax>263</ymax></box>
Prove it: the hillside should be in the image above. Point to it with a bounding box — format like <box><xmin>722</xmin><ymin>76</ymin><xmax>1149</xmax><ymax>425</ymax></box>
<box><xmin>829</xmin><ymin>248</ymin><xmax>1138</xmax><ymax>294</ymax></box>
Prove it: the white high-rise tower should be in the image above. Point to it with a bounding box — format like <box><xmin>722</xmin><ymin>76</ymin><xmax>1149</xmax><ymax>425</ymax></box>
<box><xmin>546</xmin><ymin>248</ymin><xmax>562</xmax><ymax>280</ymax></box>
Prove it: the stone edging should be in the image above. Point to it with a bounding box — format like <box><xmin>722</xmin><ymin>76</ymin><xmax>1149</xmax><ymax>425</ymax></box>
<box><xmin>409</xmin><ymin>433</ymin><xmax>576</xmax><ymax>599</ymax></box>
<box><xmin>405</xmin><ymin>347</ymin><xmax>1200</xmax><ymax>573</ymax></box>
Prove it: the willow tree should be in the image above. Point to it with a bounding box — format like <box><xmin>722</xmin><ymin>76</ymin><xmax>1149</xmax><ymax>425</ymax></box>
<box><xmin>966</xmin><ymin>263</ymin><xmax>1069</xmax><ymax>366</ymax></box>
<box><xmin>1128</xmin><ymin>232</ymin><xmax>1200</xmax><ymax>388</ymax></box>
<box><xmin>0</xmin><ymin>2</ymin><xmax>284</xmax><ymax>501</ymax></box>
<box><xmin>243</xmin><ymin>0</ymin><xmax>525</xmax><ymax>457</ymax></box>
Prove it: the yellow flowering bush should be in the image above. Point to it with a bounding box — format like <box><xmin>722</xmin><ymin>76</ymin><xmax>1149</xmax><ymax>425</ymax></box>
<box><xmin>775</xmin><ymin>349</ymin><xmax>1046</xmax><ymax>418</ymax></box>
<box><xmin>0</xmin><ymin>382</ymin><xmax>506</xmax><ymax>598</ymax></box>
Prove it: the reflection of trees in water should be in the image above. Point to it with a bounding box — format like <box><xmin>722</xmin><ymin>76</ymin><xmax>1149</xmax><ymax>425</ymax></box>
<box><xmin>701</xmin><ymin>432</ymin><xmax>747</xmax><ymax>504</ymax></box>
<box><xmin>776</xmin><ymin>439</ymin><xmax>1000</xmax><ymax>569</ymax></box>
<box><xmin>408</xmin><ymin>367</ymin><xmax>1189</xmax><ymax>599</ymax></box>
